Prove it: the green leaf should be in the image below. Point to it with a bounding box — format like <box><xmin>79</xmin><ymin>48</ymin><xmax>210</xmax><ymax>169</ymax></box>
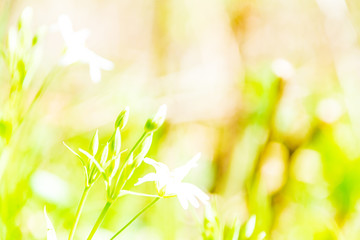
<box><xmin>63</xmin><ymin>142</ymin><xmax>87</xmax><ymax>167</ymax></box>
<box><xmin>79</xmin><ymin>148</ymin><xmax>105</xmax><ymax>174</ymax></box>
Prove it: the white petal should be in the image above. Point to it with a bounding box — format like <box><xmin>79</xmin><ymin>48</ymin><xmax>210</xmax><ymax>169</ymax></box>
<box><xmin>93</xmin><ymin>54</ymin><xmax>114</xmax><ymax>70</ymax></box>
<box><xmin>192</xmin><ymin>187</ymin><xmax>210</xmax><ymax>203</ymax></box>
<box><xmin>172</xmin><ymin>183</ymin><xmax>203</xmax><ymax>209</ymax></box>
<box><xmin>135</xmin><ymin>173</ymin><xmax>158</xmax><ymax>186</ymax></box>
<box><xmin>144</xmin><ymin>158</ymin><xmax>170</xmax><ymax>174</ymax></box>
<box><xmin>100</xmin><ymin>58</ymin><xmax>114</xmax><ymax>71</ymax></box>
<box><xmin>172</xmin><ymin>183</ymin><xmax>209</xmax><ymax>209</ymax></box>
<box><xmin>152</xmin><ymin>104</ymin><xmax>167</xmax><ymax>125</ymax></box>
<box><xmin>89</xmin><ymin>63</ymin><xmax>101</xmax><ymax>83</ymax></box>
<box><xmin>59</xmin><ymin>50</ymin><xmax>79</xmax><ymax>66</ymax></box>
<box><xmin>173</xmin><ymin>153</ymin><xmax>201</xmax><ymax>181</ymax></box>
<box><xmin>73</xmin><ymin>29</ymin><xmax>90</xmax><ymax>45</ymax></box>
<box><xmin>176</xmin><ymin>193</ymin><xmax>189</xmax><ymax>210</ymax></box>
<box><xmin>182</xmin><ymin>183</ymin><xmax>209</xmax><ymax>204</ymax></box>
<box><xmin>143</xmin><ymin>157</ymin><xmax>159</xmax><ymax>166</ymax></box>
<box><xmin>162</xmin><ymin>182</ymin><xmax>178</xmax><ymax>195</ymax></box>
<box><xmin>84</xmin><ymin>50</ymin><xmax>113</xmax><ymax>70</ymax></box>
<box><xmin>185</xmin><ymin>192</ymin><xmax>200</xmax><ymax>208</ymax></box>
<box><xmin>143</xmin><ymin>158</ymin><xmax>171</xmax><ymax>192</ymax></box>
<box><xmin>57</xmin><ymin>15</ymin><xmax>73</xmax><ymax>43</ymax></box>
<box><xmin>44</xmin><ymin>207</ymin><xmax>57</xmax><ymax>240</ymax></box>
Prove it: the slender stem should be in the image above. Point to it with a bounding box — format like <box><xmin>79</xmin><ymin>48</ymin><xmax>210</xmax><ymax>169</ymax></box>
<box><xmin>87</xmin><ymin>201</ymin><xmax>112</xmax><ymax>240</ymax></box>
<box><xmin>68</xmin><ymin>186</ymin><xmax>90</xmax><ymax>240</ymax></box>
<box><xmin>110</xmin><ymin>132</ymin><xmax>148</xmax><ymax>199</ymax></box>
<box><xmin>110</xmin><ymin>198</ymin><xmax>160</xmax><ymax>240</ymax></box>
<box><xmin>125</xmin><ymin>132</ymin><xmax>147</xmax><ymax>163</ymax></box>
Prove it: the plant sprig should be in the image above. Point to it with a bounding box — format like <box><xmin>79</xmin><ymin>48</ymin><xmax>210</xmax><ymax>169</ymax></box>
<box><xmin>64</xmin><ymin>105</ymin><xmax>167</xmax><ymax>240</ymax></box>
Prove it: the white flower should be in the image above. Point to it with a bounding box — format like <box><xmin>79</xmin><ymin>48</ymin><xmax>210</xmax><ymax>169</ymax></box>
<box><xmin>57</xmin><ymin>15</ymin><xmax>114</xmax><ymax>83</ymax></box>
<box><xmin>135</xmin><ymin>153</ymin><xmax>209</xmax><ymax>209</ymax></box>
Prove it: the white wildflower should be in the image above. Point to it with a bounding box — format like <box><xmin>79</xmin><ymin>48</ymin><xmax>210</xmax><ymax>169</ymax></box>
<box><xmin>57</xmin><ymin>15</ymin><xmax>114</xmax><ymax>83</ymax></box>
<box><xmin>136</xmin><ymin>153</ymin><xmax>209</xmax><ymax>209</ymax></box>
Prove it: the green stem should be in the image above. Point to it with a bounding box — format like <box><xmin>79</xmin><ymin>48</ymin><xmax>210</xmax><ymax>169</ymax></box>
<box><xmin>110</xmin><ymin>132</ymin><xmax>148</xmax><ymax>199</ymax></box>
<box><xmin>110</xmin><ymin>197</ymin><xmax>160</xmax><ymax>240</ymax></box>
<box><xmin>68</xmin><ymin>186</ymin><xmax>90</xmax><ymax>240</ymax></box>
<box><xmin>125</xmin><ymin>132</ymin><xmax>147</xmax><ymax>163</ymax></box>
<box><xmin>87</xmin><ymin>201</ymin><xmax>112</xmax><ymax>240</ymax></box>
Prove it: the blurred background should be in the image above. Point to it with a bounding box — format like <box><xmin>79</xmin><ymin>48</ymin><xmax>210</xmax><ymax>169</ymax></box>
<box><xmin>1</xmin><ymin>0</ymin><xmax>360</xmax><ymax>239</ymax></box>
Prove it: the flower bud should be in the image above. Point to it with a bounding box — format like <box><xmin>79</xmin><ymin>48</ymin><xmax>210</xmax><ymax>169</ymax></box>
<box><xmin>32</xmin><ymin>35</ymin><xmax>38</xmax><ymax>46</ymax></box>
<box><xmin>144</xmin><ymin>104</ymin><xmax>167</xmax><ymax>132</ymax></box>
<box><xmin>134</xmin><ymin>133</ymin><xmax>153</xmax><ymax>166</ymax></box>
<box><xmin>90</xmin><ymin>129</ymin><xmax>99</xmax><ymax>156</ymax></box>
<box><xmin>115</xmin><ymin>107</ymin><xmax>129</xmax><ymax>130</ymax></box>
<box><xmin>114</xmin><ymin>128</ymin><xmax>121</xmax><ymax>155</ymax></box>
<box><xmin>100</xmin><ymin>143</ymin><xmax>109</xmax><ymax>165</ymax></box>
<box><xmin>21</xmin><ymin>7</ymin><xmax>33</xmax><ymax>26</ymax></box>
<box><xmin>109</xmin><ymin>128</ymin><xmax>121</xmax><ymax>156</ymax></box>
<box><xmin>18</xmin><ymin>7</ymin><xmax>33</xmax><ymax>31</ymax></box>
